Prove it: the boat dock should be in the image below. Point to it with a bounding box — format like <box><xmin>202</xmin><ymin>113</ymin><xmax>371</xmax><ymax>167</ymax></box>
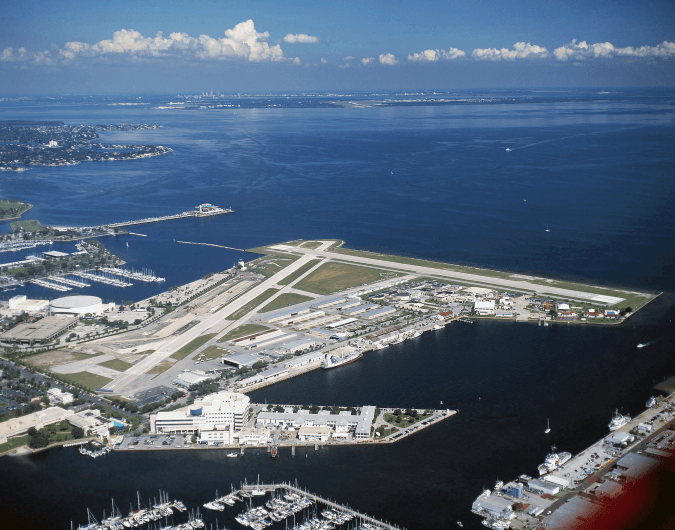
<box><xmin>239</xmin><ymin>482</ymin><xmax>406</xmax><ymax>530</ymax></box>
<box><xmin>74</xmin><ymin>271</ymin><xmax>133</xmax><ymax>287</ymax></box>
<box><xmin>31</xmin><ymin>278</ymin><xmax>71</xmax><ymax>292</ymax></box>
<box><xmin>100</xmin><ymin>267</ymin><xmax>166</xmax><ymax>282</ymax></box>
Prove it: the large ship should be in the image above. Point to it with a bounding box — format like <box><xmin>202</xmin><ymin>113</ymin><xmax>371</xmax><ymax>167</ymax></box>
<box><xmin>608</xmin><ymin>409</ymin><xmax>630</xmax><ymax>431</ymax></box>
<box><xmin>322</xmin><ymin>350</ymin><xmax>363</xmax><ymax>369</ymax></box>
<box><xmin>538</xmin><ymin>446</ymin><xmax>572</xmax><ymax>475</ymax></box>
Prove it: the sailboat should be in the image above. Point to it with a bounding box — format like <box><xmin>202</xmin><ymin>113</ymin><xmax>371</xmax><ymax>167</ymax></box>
<box><xmin>545</xmin><ymin>419</ymin><xmax>551</xmax><ymax>434</ymax></box>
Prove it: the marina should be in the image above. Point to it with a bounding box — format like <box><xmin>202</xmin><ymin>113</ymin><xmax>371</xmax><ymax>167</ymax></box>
<box><xmin>75</xmin><ymin>482</ymin><xmax>406</xmax><ymax>530</ymax></box>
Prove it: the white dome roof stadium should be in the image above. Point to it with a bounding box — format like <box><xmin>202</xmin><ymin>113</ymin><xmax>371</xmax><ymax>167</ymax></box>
<box><xmin>50</xmin><ymin>295</ymin><xmax>103</xmax><ymax>316</ymax></box>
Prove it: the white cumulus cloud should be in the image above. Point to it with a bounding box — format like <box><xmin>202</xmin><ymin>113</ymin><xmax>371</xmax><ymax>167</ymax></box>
<box><xmin>343</xmin><ymin>55</ymin><xmax>354</xmax><ymax>61</ymax></box>
<box><xmin>321</xmin><ymin>57</ymin><xmax>328</xmax><ymax>64</ymax></box>
<box><xmin>379</xmin><ymin>53</ymin><xmax>399</xmax><ymax>65</ymax></box>
<box><xmin>361</xmin><ymin>57</ymin><xmax>374</xmax><ymax>65</ymax></box>
<box><xmin>554</xmin><ymin>39</ymin><xmax>675</xmax><ymax>61</ymax></box>
<box><xmin>471</xmin><ymin>42</ymin><xmax>549</xmax><ymax>61</ymax></box>
<box><xmin>408</xmin><ymin>48</ymin><xmax>465</xmax><ymax>62</ymax></box>
<box><xmin>1</xmin><ymin>20</ymin><xmax>292</xmax><ymax>65</ymax></box>
<box><xmin>283</xmin><ymin>33</ymin><xmax>320</xmax><ymax>44</ymax></box>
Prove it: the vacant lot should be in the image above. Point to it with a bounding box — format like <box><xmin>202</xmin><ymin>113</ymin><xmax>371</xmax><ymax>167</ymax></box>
<box><xmin>170</xmin><ymin>333</ymin><xmax>217</xmax><ymax>361</ymax></box>
<box><xmin>218</xmin><ymin>324</ymin><xmax>269</xmax><ymax>343</ymax></box>
<box><xmin>98</xmin><ymin>358</ymin><xmax>134</xmax><ymax>372</ymax></box>
<box><xmin>260</xmin><ymin>293</ymin><xmax>314</xmax><ymax>313</ymax></box>
<box><xmin>294</xmin><ymin>262</ymin><xmax>396</xmax><ymax>295</ymax></box>
<box><xmin>61</xmin><ymin>371</ymin><xmax>112</xmax><ymax>391</ymax></box>
<box><xmin>24</xmin><ymin>350</ymin><xmax>103</xmax><ymax>368</ymax></box>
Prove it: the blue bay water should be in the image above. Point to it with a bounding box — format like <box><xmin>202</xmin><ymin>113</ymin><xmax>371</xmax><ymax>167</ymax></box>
<box><xmin>1</xmin><ymin>91</ymin><xmax>675</xmax><ymax>529</ymax></box>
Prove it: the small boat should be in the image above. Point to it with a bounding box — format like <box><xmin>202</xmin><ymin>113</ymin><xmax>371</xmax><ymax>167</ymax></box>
<box><xmin>457</xmin><ymin>523</ymin><xmax>463</xmax><ymax>527</ymax></box>
<box><xmin>227</xmin><ymin>452</ymin><xmax>238</xmax><ymax>458</ymax></box>
<box><xmin>545</xmin><ymin>226</ymin><xmax>550</xmax><ymax>232</ymax></box>
<box><xmin>545</xmin><ymin>418</ymin><xmax>551</xmax><ymax>434</ymax></box>
<box><xmin>646</xmin><ymin>396</ymin><xmax>657</xmax><ymax>408</ymax></box>
<box><xmin>505</xmin><ymin>148</ymin><xmax>511</xmax><ymax>152</ymax></box>
<box><xmin>270</xmin><ymin>446</ymin><xmax>277</xmax><ymax>458</ymax></box>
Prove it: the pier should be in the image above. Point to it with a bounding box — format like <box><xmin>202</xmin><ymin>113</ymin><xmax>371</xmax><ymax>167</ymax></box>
<box><xmin>31</xmin><ymin>278</ymin><xmax>71</xmax><ymax>291</ymax></box>
<box><xmin>50</xmin><ymin>275</ymin><xmax>91</xmax><ymax>288</ymax></box>
<box><xmin>100</xmin><ymin>267</ymin><xmax>166</xmax><ymax>282</ymax></box>
<box><xmin>239</xmin><ymin>482</ymin><xmax>406</xmax><ymax>530</ymax></box>
<box><xmin>177</xmin><ymin>240</ymin><xmax>246</xmax><ymax>252</ymax></box>
<box><xmin>89</xmin><ymin>204</ymin><xmax>234</xmax><ymax>230</ymax></box>
<box><xmin>74</xmin><ymin>271</ymin><xmax>133</xmax><ymax>287</ymax></box>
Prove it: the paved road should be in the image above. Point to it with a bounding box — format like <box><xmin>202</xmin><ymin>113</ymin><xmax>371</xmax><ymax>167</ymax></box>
<box><xmin>268</xmin><ymin>243</ymin><xmax>628</xmax><ymax>305</ymax></box>
<box><xmin>102</xmin><ymin>254</ymin><xmax>317</xmax><ymax>393</ymax></box>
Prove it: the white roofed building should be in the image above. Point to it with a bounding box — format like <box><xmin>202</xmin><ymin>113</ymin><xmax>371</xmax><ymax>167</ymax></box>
<box><xmin>474</xmin><ymin>300</ymin><xmax>495</xmax><ymax>315</ymax></box>
<box><xmin>151</xmin><ymin>391</ymin><xmax>250</xmax><ymax>435</ymax></box>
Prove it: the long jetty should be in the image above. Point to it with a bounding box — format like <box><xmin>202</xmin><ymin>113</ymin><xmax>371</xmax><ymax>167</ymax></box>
<box><xmin>240</xmin><ymin>482</ymin><xmax>405</xmax><ymax>530</ymax></box>
<box><xmin>89</xmin><ymin>207</ymin><xmax>234</xmax><ymax>230</ymax></box>
<box><xmin>177</xmin><ymin>240</ymin><xmax>246</xmax><ymax>252</ymax></box>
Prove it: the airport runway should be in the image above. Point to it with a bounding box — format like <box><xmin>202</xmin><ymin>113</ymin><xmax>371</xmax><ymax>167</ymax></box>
<box><xmin>268</xmin><ymin>244</ymin><xmax>628</xmax><ymax>305</ymax></box>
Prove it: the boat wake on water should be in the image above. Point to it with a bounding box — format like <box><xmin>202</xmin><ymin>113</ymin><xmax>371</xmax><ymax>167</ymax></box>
<box><xmin>637</xmin><ymin>338</ymin><xmax>659</xmax><ymax>348</ymax></box>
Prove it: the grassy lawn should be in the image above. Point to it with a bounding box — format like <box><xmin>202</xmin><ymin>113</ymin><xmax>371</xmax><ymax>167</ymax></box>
<box><xmin>148</xmin><ymin>361</ymin><xmax>174</xmax><ymax>376</ymax></box>
<box><xmin>61</xmin><ymin>371</ymin><xmax>112</xmax><ymax>391</ymax></box>
<box><xmin>98</xmin><ymin>359</ymin><xmax>134</xmax><ymax>372</ymax></box>
<box><xmin>383</xmin><ymin>413</ymin><xmax>431</xmax><ymax>429</ymax></box>
<box><xmin>199</xmin><ymin>345</ymin><xmax>229</xmax><ymax>361</ymax></box>
<box><xmin>0</xmin><ymin>435</ymin><xmax>30</xmax><ymax>454</ymax></box>
<box><xmin>300</xmin><ymin>241</ymin><xmax>323</xmax><ymax>249</ymax></box>
<box><xmin>228</xmin><ymin>288</ymin><xmax>279</xmax><ymax>320</ymax></box>
<box><xmin>0</xmin><ymin>200</ymin><xmax>32</xmax><ymax>220</ymax></box>
<box><xmin>218</xmin><ymin>324</ymin><xmax>270</xmax><ymax>343</ymax></box>
<box><xmin>277</xmin><ymin>258</ymin><xmax>324</xmax><ymax>286</ymax></box>
<box><xmin>294</xmin><ymin>262</ymin><xmax>398</xmax><ymax>295</ymax></box>
<box><xmin>260</xmin><ymin>293</ymin><xmax>314</xmax><ymax>313</ymax></box>
<box><xmin>10</xmin><ymin>219</ymin><xmax>44</xmax><ymax>232</ymax></box>
<box><xmin>375</xmin><ymin>426</ymin><xmax>399</xmax><ymax>439</ymax></box>
<box><xmin>23</xmin><ymin>350</ymin><xmax>104</xmax><ymax>368</ymax></box>
<box><xmin>331</xmin><ymin>247</ymin><xmax>652</xmax><ymax>308</ymax></box>
<box><xmin>170</xmin><ymin>333</ymin><xmax>217</xmax><ymax>361</ymax></box>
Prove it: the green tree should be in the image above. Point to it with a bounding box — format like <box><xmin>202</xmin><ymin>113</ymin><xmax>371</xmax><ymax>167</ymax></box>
<box><xmin>71</xmin><ymin>426</ymin><xmax>84</xmax><ymax>439</ymax></box>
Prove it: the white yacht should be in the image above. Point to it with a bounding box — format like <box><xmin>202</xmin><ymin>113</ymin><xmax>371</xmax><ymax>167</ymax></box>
<box><xmin>646</xmin><ymin>396</ymin><xmax>657</xmax><ymax>408</ymax></box>
<box><xmin>538</xmin><ymin>446</ymin><xmax>572</xmax><ymax>475</ymax></box>
<box><xmin>608</xmin><ymin>409</ymin><xmax>630</xmax><ymax>431</ymax></box>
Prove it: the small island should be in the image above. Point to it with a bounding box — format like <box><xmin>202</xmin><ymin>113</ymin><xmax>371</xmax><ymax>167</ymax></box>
<box><xmin>0</xmin><ymin>199</ymin><xmax>32</xmax><ymax>221</ymax></box>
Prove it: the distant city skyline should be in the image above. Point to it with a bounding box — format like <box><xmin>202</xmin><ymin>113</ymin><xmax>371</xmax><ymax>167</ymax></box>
<box><xmin>1</xmin><ymin>0</ymin><xmax>674</xmax><ymax>93</ymax></box>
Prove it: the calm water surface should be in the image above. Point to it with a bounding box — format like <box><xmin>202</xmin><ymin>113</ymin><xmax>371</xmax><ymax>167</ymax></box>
<box><xmin>1</xmin><ymin>91</ymin><xmax>674</xmax><ymax>529</ymax></box>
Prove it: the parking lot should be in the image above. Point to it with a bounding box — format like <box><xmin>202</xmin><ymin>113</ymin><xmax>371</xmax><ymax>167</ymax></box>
<box><xmin>117</xmin><ymin>433</ymin><xmax>192</xmax><ymax>450</ymax></box>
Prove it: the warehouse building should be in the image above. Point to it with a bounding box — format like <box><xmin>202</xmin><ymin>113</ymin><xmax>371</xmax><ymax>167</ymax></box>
<box><xmin>0</xmin><ymin>315</ymin><xmax>77</xmax><ymax>344</ymax></box>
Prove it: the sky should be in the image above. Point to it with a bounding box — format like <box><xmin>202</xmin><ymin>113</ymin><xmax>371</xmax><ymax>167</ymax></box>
<box><xmin>1</xmin><ymin>0</ymin><xmax>674</xmax><ymax>93</ymax></box>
